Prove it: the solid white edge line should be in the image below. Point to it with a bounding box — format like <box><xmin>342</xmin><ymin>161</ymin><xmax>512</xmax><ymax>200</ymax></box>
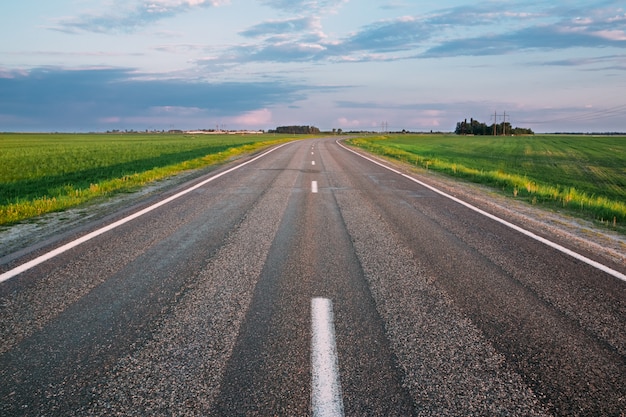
<box><xmin>337</xmin><ymin>140</ymin><xmax>626</xmax><ymax>283</ymax></box>
<box><xmin>0</xmin><ymin>142</ymin><xmax>293</xmax><ymax>284</ymax></box>
<box><xmin>311</xmin><ymin>297</ymin><xmax>344</xmax><ymax>417</ymax></box>
<box><xmin>312</xmin><ymin>181</ymin><xmax>319</xmax><ymax>193</ymax></box>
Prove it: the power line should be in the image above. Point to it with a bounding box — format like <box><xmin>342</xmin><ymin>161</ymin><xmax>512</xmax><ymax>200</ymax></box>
<box><xmin>518</xmin><ymin>104</ymin><xmax>626</xmax><ymax>124</ymax></box>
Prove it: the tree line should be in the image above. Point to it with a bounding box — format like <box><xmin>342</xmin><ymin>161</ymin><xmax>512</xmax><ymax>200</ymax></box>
<box><xmin>269</xmin><ymin>125</ymin><xmax>321</xmax><ymax>134</ymax></box>
<box><xmin>455</xmin><ymin>118</ymin><xmax>533</xmax><ymax>136</ymax></box>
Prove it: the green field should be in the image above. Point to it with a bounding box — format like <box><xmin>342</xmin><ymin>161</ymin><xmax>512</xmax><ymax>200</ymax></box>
<box><xmin>0</xmin><ymin>133</ymin><xmax>295</xmax><ymax>226</ymax></box>
<box><xmin>348</xmin><ymin>134</ymin><xmax>626</xmax><ymax>231</ymax></box>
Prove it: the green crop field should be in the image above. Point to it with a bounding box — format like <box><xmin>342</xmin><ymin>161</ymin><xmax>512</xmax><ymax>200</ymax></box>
<box><xmin>0</xmin><ymin>133</ymin><xmax>295</xmax><ymax>226</ymax></box>
<box><xmin>348</xmin><ymin>134</ymin><xmax>626</xmax><ymax>231</ymax></box>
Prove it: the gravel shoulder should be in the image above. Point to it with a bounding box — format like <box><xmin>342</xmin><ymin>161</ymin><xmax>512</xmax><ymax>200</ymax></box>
<box><xmin>350</xmin><ymin>148</ymin><xmax>626</xmax><ymax>270</ymax></box>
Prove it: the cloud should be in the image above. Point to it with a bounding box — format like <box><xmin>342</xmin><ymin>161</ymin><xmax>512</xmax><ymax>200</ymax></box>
<box><xmin>230</xmin><ymin>108</ymin><xmax>273</xmax><ymax>126</ymax></box>
<box><xmin>0</xmin><ymin>67</ymin><xmax>306</xmax><ymax>130</ymax></box>
<box><xmin>380</xmin><ymin>1</ymin><xmax>410</xmax><ymax>11</ymax></box>
<box><xmin>138</xmin><ymin>0</ymin><xmax>615</xmax><ymax>79</ymax></box>
<box><xmin>541</xmin><ymin>54</ymin><xmax>626</xmax><ymax>66</ymax></box>
<box><xmin>336</xmin><ymin>117</ymin><xmax>363</xmax><ymax>127</ymax></box>
<box><xmin>218</xmin><ymin>15</ymin><xmax>430</xmax><ymax>65</ymax></box>
<box><xmin>217</xmin><ymin>4</ymin><xmax>621</xmax><ymax>65</ymax></box>
<box><xmin>261</xmin><ymin>0</ymin><xmax>346</xmax><ymax>14</ymax></box>
<box><xmin>336</xmin><ymin>16</ymin><xmax>429</xmax><ymax>53</ymax></box>
<box><xmin>236</xmin><ymin>2</ymin><xmax>625</xmax><ymax>63</ymax></box>
<box><xmin>426</xmin><ymin>3</ymin><xmax>540</xmax><ymax>26</ymax></box>
<box><xmin>538</xmin><ymin>54</ymin><xmax>626</xmax><ymax>72</ymax></box>
<box><xmin>0</xmin><ymin>68</ymin><xmax>28</xmax><ymax>79</ymax></box>
<box><xmin>155</xmin><ymin>43</ymin><xmax>211</xmax><ymax>54</ymax></box>
<box><xmin>422</xmin><ymin>21</ymin><xmax>626</xmax><ymax>58</ymax></box>
<box><xmin>4</xmin><ymin>50</ymin><xmax>144</xmax><ymax>58</ymax></box>
<box><xmin>50</xmin><ymin>1</ymin><xmax>624</xmax><ymax>69</ymax></box>
<box><xmin>592</xmin><ymin>30</ymin><xmax>626</xmax><ymax>41</ymax></box>
<box><xmin>421</xmin><ymin>6</ymin><xmax>626</xmax><ymax>58</ymax></box>
<box><xmin>231</xmin><ymin>41</ymin><xmax>327</xmax><ymax>63</ymax></box>
<box><xmin>50</xmin><ymin>0</ymin><xmax>230</xmax><ymax>34</ymax></box>
<box><xmin>240</xmin><ymin>17</ymin><xmax>316</xmax><ymax>38</ymax></box>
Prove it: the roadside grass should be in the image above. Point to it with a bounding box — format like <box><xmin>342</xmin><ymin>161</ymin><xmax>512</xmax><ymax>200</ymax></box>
<box><xmin>347</xmin><ymin>134</ymin><xmax>626</xmax><ymax>232</ymax></box>
<box><xmin>0</xmin><ymin>133</ymin><xmax>296</xmax><ymax>226</ymax></box>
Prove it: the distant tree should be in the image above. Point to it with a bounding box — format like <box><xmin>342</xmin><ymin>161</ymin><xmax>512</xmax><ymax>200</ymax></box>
<box><xmin>510</xmin><ymin>127</ymin><xmax>534</xmax><ymax>135</ymax></box>
<box><xmin>272</xmin><ymin>125</ymin><xmax>321</xmax><ymax>134</ymax></box>
<box><xmin>455</xmin><ymin>118</ymin><xmax>532</xmax><ymax>136</ymax></box>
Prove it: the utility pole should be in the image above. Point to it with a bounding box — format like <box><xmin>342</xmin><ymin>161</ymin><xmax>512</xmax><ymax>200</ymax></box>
<box><xmin>491</xmin><ymin>111</ymin><xmax>510</xmax><ymax>135</ymax></box>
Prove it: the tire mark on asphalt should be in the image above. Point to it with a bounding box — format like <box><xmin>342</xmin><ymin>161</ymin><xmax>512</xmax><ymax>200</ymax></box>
<box><xmin>324</xmin><ymin>141</ymin><xmax>551</xmax><ymax>416</ymax></box>
<box><xmin>82</xmin><ymin>161</ymin><xmax>298</xmax><ymax>415</ymax></box>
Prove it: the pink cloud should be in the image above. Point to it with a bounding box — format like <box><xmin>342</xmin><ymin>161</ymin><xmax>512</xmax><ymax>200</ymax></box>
<box><xmin>231</xmin><ymin>108</ymin><xmax>272</xmax><ymax>126</ymax></box>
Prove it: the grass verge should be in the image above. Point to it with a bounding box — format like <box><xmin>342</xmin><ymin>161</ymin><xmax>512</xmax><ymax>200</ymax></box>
<box><xmin>347</xmin><ymin>134</ymin><xmax>626</xmax><ymax>233</ymax></box>
<box><xmin>0</xmin><ymin>133</ymin><xmax>296</xmax><ymax>226</ymax></box>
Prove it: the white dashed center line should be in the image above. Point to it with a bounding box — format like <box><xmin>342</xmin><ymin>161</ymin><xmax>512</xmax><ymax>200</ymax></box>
<box><xmin>312</xmin><ymin>181</ymin><xmax>318</xmax><ymax>193</ymax></box>
<box><xmin>311</xmin><ymin>297</ymin><xmax>344</xmax><ymax>417</ymax></box>
<box><xmin>312</xmin><ymin>161</ymin><xmax>316</xmax><ymax>166</ymax></box>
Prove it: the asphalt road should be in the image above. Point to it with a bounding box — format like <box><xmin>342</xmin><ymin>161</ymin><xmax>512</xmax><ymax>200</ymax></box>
<box><xmin>1</xmin><ymin>137</ymin><xmax>625</xmax><ymax>416</ymax></box>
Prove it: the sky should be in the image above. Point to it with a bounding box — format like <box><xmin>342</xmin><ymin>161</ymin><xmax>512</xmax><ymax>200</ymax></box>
<box><xmin>1</xmin><ymin>0</ymin><xmax>625</xmax><ymax>133</ymax></box>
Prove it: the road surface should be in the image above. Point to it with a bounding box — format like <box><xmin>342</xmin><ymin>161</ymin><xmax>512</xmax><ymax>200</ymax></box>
<box><xmin>1</xmin><ymin>137</ymin><xmax>625</xmax><ymax>416</ymax></box>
